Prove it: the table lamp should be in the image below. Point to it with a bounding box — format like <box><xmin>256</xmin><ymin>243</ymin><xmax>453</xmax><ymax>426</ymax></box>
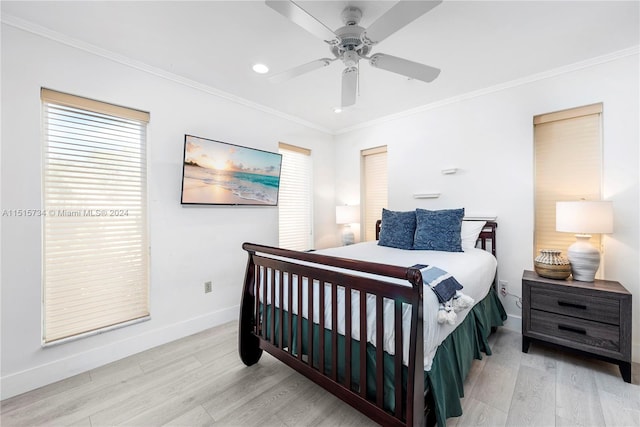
<box><xmin>556</xmin><ymin>200</ymin><xmax>613</xmax><ymax>282</ymax></box>
<box><xmin>336</xmin><ymin>205</ymin><xmax>359</xmax><ymax>245</ymax></box>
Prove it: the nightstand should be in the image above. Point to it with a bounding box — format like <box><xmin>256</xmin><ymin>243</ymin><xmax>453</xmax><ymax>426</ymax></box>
<box><xmin>522</xmin><ymin>270</ymin><xmax>632</xmax><ymax>383</ymax></box>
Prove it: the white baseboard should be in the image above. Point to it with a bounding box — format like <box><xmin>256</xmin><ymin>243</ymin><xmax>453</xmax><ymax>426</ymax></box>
<box><xmin>1</xmin><ymin>306</ymin><xmax>239</xmax><ymax>400</ymax></box>
<box><xmin>501</xmin><ymin>313</ymin><xmax>522</xmax><ymax>333</ymax></box>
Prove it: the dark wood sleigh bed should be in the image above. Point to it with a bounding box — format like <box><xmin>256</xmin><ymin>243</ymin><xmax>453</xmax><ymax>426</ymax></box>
<box><xmin>239</xmin><ymin>220</ymin><xmax>504</xmax><ymax>426</ymax></box>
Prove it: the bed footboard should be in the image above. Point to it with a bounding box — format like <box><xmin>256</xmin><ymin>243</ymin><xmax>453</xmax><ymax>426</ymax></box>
<box><xmin>239</xmin><ymin>243</ymin><xmax>427</xmax><ymax>427</ymax></box>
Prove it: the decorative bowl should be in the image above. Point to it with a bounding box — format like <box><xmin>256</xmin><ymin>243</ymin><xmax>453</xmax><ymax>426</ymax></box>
<box><xmin>534</xmin><ymin>249</ymin><xmax>571</xmax><ymax>280</ymax></box>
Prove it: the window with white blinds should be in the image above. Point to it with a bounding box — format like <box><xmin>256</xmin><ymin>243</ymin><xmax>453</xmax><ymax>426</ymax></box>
<box><xmin>361</xmin><ymin>146</ymin><xmax>388</xmax><ymax>241</ymax></box>
<box><xmin>41</xmin><ymin>88</ymin><xmax>150</xmax><ymax>344</ymax></box>
<box><xmin>278</xmin><ymin>143</ymin><xmax>313</xmax><ymax>251</ymax></box>
<box><xmin>534</xmin><ymin>103</ymin><xmax>602</xmax><ymax>265</ymax></box>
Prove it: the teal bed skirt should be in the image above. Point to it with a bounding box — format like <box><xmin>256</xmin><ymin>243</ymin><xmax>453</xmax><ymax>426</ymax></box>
<box><xmin>426</xmin><ymin>286</ymin><xmax>507</xmax><ymax>425</ymax></box>
<box><xmin>263</xmin><ymin>287</ymin><xmax>507</xmax><ymax>426</ymax></box>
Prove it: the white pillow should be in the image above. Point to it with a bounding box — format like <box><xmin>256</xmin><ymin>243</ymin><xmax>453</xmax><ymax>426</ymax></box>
<box><xmin>461</xmin><ymin>221</ymin><xmax>487</xmax><ymax>251</ymax></box>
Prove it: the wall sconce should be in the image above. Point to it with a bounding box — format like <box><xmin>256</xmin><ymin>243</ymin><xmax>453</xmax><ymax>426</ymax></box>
<box><xmin>336</xmin><ymin>205</ymin><xmax>360</xmax><ymax>245</ymax></box>
<box><xmin>556</xmin><ymin>200</ymin><xmax>613</xmax><ymax>282</ymax></box>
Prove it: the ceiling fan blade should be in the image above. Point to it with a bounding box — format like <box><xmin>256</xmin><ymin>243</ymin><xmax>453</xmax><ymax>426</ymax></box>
<box><xmin>265</xmin><ymin>1</ymin><xmax>337</xmax><ymax>43</ymax></box>
<box><xmin>369</xmin><ymin>53</ymin><xmax>440</xmax><ymax>83</ymax></box>
<box><xmin>363</xmin><ymin>0</ymin><xmax>442</xmax><ymax>44</ymax></box>
<box><xmin>269</xmin><ymin>58</ymin><xmax>334</xmax><ymax>84</ymax></box>
<box><xmin>341</xmin><ymin>67</ymin><xmax>358</xmax><ymax>107</ymax></box>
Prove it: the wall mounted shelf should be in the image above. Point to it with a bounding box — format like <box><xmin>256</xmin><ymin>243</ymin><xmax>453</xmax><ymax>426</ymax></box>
<box><xmin>413</xmin><ymin>193</ymin><xmax>441</xmax><ymax>199</ymax></box>
<box><xmin>463</xmin><ymin>215</ymin><xmax>497</xmax><ymax>221</ymax></box>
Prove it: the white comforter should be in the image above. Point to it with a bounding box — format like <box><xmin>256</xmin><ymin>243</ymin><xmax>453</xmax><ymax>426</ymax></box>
<box><xmin>257</xmin><ymin>241</ymin><xmax>497</xmax><ymax>371</ymax></box>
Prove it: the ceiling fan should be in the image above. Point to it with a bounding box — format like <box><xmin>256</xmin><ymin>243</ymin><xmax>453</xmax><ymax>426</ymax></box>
<box><xmin>265</xmin><ymin>0</ymin><xmax>442</xmax><ymax>108</ymax></box>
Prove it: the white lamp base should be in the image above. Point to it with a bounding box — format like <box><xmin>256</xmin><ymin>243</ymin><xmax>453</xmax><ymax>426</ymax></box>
<box><xmin>341</xmin><ymin>225</ymin><xmax>354</xmax><ymax>246</ymax></box>
<box><xmin>567</xmin><ymin>234</ymin><xmax>600</xmax><ymax>282</ymax></box>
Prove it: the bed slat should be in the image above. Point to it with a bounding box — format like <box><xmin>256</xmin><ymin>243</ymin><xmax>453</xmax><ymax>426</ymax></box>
<box><xmin>319</xmin><ymin>280</ymin><xmax>325</xmax><ymax>375</ymax></box>
<box><xmin>394</xmin><ymin>299</ymin><xmax>403</xmax><ymax>418</ymax></box>
<box><xmin>376</xmin><ymin>296</ymin><xmax>384</xmax><ymax>407</ymax></box>
<box><xmin>287</xmin><ymin>271</ymin><xmax>293</xmax><ymax>356</ymax></box>
<box><xmin>359</xmin><ymin>292</ymin><xmax>367</xmax><ymax>399</ymax></box>
<box><xmin>279</xmin><ymin>270</ymin><xmax>284</xmax><ymax>349</ymax></box>
<box><xmin>262</xmin><ymin>268</ymin><xmax>267</xmax><ymax>339</ymax></box>
<box><xmin>297</xmin><ymin>274</ymin><xmax>303</xmax><ymax>361</ymax></box>
<box><xmin>345</xmin><ymin>285</ymin><xmax>352</xmax><ymax>391</ymax></box>
<box><xmin>307</xmin><ymin>276</ymin><xmax>314</xmax><ymax>368</ymax></box>
<box><xmin>331</xmin><ymin>284</ymin><xmax>338</xmax><ymax>382</ymax></box>
<box><xmin>270</xmin><ymin>268</ymin><xmax>276</xmax><ymax>344</ymax></box>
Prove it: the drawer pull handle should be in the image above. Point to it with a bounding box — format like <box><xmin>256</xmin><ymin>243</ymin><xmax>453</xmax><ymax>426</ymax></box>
<box><xmin>558</xmin><ymin>324</ymin><xmax>587</xmax><ymax>335</ymax></box>
<box><xmin>558</xmin><ymin>301</ymin><xmax>587</xmax><ymax>310</ymax></box>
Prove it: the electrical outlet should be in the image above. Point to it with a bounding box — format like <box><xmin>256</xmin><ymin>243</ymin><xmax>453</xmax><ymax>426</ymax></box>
<box><xmin>204</xmin><ymin>281</ymin><xmax>212</xmax><ymax>293</ymax></box>
<box><xmin>499</xmin><ymin>280</ymin><xmax>508</xmax><ymax>297</ymax></box>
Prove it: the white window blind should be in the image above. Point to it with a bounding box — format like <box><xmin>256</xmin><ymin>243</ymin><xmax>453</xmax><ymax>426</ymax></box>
<box><xmin>362</xmin><ymin>146</ymin><xmax>388</xmax><ymax>241</ymax></box>
<box><xmin>278</xmin><ymin>143</ymin><xmax>313</xmax><ymax>251</ymax></box>
<box><xmin>42</xmin><ymin>88</ymin><xmax>150</xmax><ymax>344</ymax></box>
<box><xmin>534</xmin><ymin>103</ymin><xmax>602</xmax><ymax>267</ymax></box>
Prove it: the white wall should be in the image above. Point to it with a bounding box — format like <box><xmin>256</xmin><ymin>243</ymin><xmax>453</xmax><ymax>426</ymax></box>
<box><xmin>2</xmin><ymin>19</ymin><xmax>638</xmax><ymax>401</ymax></box>
<box><xmin>0</xmin><ymin>24</ymin><xmax>335</xmax><ymax>398</ymax></box>
<box><xmin>334</xmin><ymin>52</ymin><xmax>640</xmax><ymax>362</ymax></box>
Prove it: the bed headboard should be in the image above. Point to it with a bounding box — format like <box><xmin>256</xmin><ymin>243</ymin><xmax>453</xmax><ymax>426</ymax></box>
<box><xmin>375</xmin><ymin>219</ymin><xmax>497</xmax><ymax>257</ymax></box>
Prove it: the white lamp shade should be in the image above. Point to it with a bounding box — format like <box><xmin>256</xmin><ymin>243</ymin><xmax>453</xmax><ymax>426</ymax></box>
<box><xmin>336</xmin><ymin>205</ymin><xmax>360</xmax><ymax>225</ymax></box>
<box><xmin>556</xmin><ymin>201</ymin><xmax>613</xmax><ymax>234</ymax></box>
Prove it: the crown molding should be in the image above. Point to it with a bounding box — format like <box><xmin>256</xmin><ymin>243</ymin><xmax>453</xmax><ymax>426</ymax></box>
<box><xmin>336</xmin><ymin>45</ymin><xmax>640</xmax><ymax>135</ymax></box>
<box><xmin>4</xmin><ymin>13</ymin><xmax>637</xmax><ymax>137</ymax></box>
<box><xmin>2</xmin><ymin>14</ymin><xmax>333</xmax><ymax>135</ymax></box>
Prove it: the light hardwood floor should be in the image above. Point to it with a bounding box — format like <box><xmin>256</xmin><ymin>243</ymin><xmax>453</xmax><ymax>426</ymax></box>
<box><xmin>2</xmin><ymin>321</ymin><xmax>638</xmax><ymax>427</ymax></box>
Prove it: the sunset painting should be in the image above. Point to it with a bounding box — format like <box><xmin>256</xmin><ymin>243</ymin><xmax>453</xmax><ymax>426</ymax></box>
<box><xmin>180</xmin><ymin>135</ymin><xmax>282</xmax><ymax>206</ymax></box>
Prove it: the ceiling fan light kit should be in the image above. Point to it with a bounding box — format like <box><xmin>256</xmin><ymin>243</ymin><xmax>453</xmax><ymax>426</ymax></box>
<box><xmin>265</xmin><ymin>0</ymin><xmax>442</xmax><ymax>108</ymax></box>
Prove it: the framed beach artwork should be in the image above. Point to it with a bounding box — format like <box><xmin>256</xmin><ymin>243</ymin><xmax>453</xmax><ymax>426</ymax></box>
<box><xmin>180</xmin><ymin>135</ymin><xmax>283</xmax><ymax>206</ymax></box>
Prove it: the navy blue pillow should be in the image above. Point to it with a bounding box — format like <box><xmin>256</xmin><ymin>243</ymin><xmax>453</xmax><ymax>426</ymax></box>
<box><xmin>414</xmin><ymin>208</ymin><xmax>465</xmax><ymax>252</ymax></box>
<box><xmin>378</xmin><ymin>209</ymin><xmax>416</xmax><ymax>250</ymax></box>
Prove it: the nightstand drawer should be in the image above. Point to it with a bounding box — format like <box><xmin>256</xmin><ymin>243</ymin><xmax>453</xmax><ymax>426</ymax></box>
<box><xmin>522</xmin><ymin>270</ymin><xmax>632</xmax><ymax>383</ymax></box>
<box><xmin>530</xmin><ymin>287</ymin><xmax>620</xmax><ymax>325</ymax></box>
<box><xmin>530</xmin><ymin>309</ymin><xmax>620</xmax><ymax>352</ymax></box>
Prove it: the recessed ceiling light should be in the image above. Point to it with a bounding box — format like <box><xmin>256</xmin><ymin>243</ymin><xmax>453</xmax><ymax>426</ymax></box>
<box><xmin>333</xmin><ymin>107</ymin><xmax>342</xmax><ymax>113</ymax></box>
<box><xmin>252</xmin><ymin>63</ymin><xmax>269</xmax><ymax>74</ymax></box>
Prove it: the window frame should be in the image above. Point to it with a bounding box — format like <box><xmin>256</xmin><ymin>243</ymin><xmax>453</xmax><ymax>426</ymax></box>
<box><xmin>361</xmin><ymin>146</ymin><xmax>388</xmax><ymax>242</ymax></box>
<box><xmin>278</xmin><ymin>142</ymin><xmax>314</xmax><ymax>251</ymax></box>
<box><xmin>41</xmin><ymin>88</ymin><xmax>150</xmax><ymax>345</ymax></box>
<box><xmin>533</xmin><ymin>103</ymin><xmax>604</xmax><ymax>276</ymax></box>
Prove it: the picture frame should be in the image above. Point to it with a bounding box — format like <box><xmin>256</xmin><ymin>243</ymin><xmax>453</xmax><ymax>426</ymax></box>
<box><xmin>180</xmin><ymin>134</ymin><xmax>282</xmax><ymax>206</ymax></box>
